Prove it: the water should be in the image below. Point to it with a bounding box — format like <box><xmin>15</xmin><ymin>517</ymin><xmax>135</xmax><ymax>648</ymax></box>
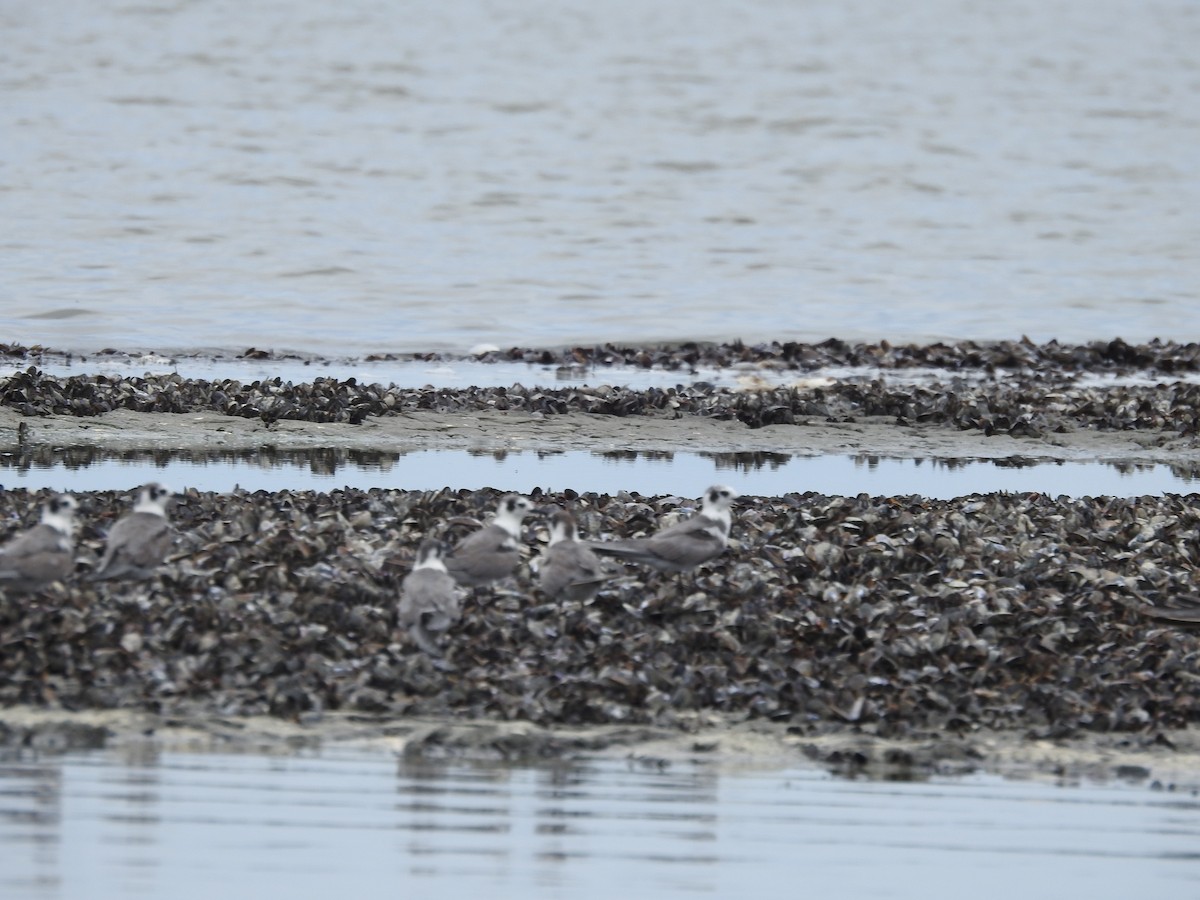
<box><xmin>3</xmin><ymin>0</ymin><xmax>1198</xmax><ymax>357</ymax></box>
<box><xmin>0</xmin><ymin>449</ymin><xmax>1194</xmax><ymax>499</ymax></box>
<box><xmin>1</xmin><ymin>746</ymin><xmax>1196</xmax><ymax>900</ymax></box>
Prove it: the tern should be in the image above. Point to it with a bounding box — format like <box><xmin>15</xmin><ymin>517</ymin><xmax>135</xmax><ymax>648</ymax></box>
<box><xmin>399</xmin><ymin>539</ymin><xmax>463</xmax><ymax>655</ymax></box>
<box><xmin>88</xmin><ymin>483</ymin><xmax>176</xmax><ymax>582</ymax></box>
<box><xmin>0</xmin><ymin>494</ymin><xmax>78</xmax><ymax>593</ymax></box>
<box><xmin>590</xmin><ymin>485</ymin><xmax>739</xmax><ymax>575</ymax></box>
<box><xmin>444</xmin><ymin>494</ymin><xmax>534</xmax><ymax>588</ymax></box>
<box><xmin>538</xmin><ymin>509</ymin><xmax>611</xmax><ymax>603</ymax></box>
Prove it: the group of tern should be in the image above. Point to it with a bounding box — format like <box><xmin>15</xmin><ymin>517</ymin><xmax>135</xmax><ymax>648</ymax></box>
<box><xmin>0</xmin><ymin>484</ymin><xmax>175</xmax><ymax>593</ymax></box>
<box><xmin>0</xmin><ymin>482</ymin><xmax>739</xmax><ymax>658</ymax></box>
<box><xmin>401</xmin><ymin>485</ymin><xmax>739</xmax><ymax>655</ymax></box>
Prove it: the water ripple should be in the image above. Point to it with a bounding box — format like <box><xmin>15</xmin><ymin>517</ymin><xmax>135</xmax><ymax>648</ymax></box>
<box><xmin>1</xmin><ymin>750</ymin><xmax>1197</xmax><ymax>899</ymax></box>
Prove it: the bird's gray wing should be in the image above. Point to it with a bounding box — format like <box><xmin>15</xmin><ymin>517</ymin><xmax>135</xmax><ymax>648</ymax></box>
<box><xmin>400</xmin><ymin>569</ymin><xmax>461</xmax><ymax>632</ymax></box>
<box><xmin>551</xmin><ymin>542</ymin><xmax>606</xmax><ymax>581</ymax></box>
<box><xmin>400</xmin><ymin>569</ymin><xmax>462</xmax><ymax>655</ymax></box>
<box><xmin>541</xmin><ymin>541</ymin><xmax>611</xmax><ymax>599</ymax></box>
<box><xmin>644</xmin><ymin>517</ymin><xmax>726</xmax><ymax>568</ymax></box>
<box><xmin>540</xmin><ymin>544</ymin><xmax>581</xmax><ymax>598</ymax></box>
<box><xmin>590</xmin><ymin>515</ymin><xmax>724</xmax><ymax>567</ymax></box>
<box><xmin>0</xmin><ymin>525</ymin><xmax>72</xmax><ymax>584</ymax></box>
<box><xmin>445</xmin><ymin>525</ymin><xmax>519</xmax><ymax>584</ymax></box>
<box><xmin>93</xmin><ymin>514</ymin><xmax>173</xmax><ymax>579</ymax></box>
<box><xmin>452</xmin><ymin>524</ymin><xmax>514</xmax><ymax>557</ymax></box>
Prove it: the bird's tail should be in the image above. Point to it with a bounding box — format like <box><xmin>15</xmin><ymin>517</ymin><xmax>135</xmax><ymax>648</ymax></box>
<box><xmin>588</xmin><ymin>541</ymin><xmax>657</xmax><ymax>564</ymax></box>
<box><xmin>409</xmin><ymin>623</ymin><xmax>444</xmax><ymax>656</ymax></box>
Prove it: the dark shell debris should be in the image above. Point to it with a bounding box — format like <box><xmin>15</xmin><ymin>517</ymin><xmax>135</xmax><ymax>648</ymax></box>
<box><xmin>9</xmin><ymin>336</ymin><xmax>1200</xmax><ymax>376</ymax></box>
<box><xmin>3</xmin><ymin>338</ymin><xmax>1200</xmax><ymax>435</ymax></box>
<box><xmin>1</xmin><ymin>486</ymin><xmax>1198</xmax><ymax>742</ymax></box>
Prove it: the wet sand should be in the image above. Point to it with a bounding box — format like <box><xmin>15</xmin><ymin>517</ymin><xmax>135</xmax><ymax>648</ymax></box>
<box><xmin>4</xmin><ymin>405</ymin><xmax>1198</xmax><ymax>465</ymax></box>
<box><xmin>3</xmin><ymin>706</ymin><xmax>1198</xmax><ymax>788</ymax></box>
<box><xmin>3</xmin><ymin>342</ymin><xmax>1200</xmax><ymax>780</ymax></box>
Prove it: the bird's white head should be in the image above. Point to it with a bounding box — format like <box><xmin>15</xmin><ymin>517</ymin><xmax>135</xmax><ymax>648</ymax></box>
<box><xmin>494</xmin><ymin>494</ymin><xmax>534</xmax><ymax>535</ymax></box>
<box><xmin>414</xmin><ymin>538</ymin><xmax>450</xmax><ymax>572</ymax></box>
<box><xmin>703</xmin><ymin>485</ymin><xmax>738</xmax><ymax>510</ymax></box>
<box><xmin>42</xmin><ymin>494</ymin><xmax>78</xmax><ymax>535</ymax></box>
<box><xmin>548</xmin><ymin>510</ymin><xmax>580</xmax><ymax>546</ymax></box>
<box><xmin>135</xmin><ymin>482</ymin><xmax>175</xmax><ymax>516</ymax></box>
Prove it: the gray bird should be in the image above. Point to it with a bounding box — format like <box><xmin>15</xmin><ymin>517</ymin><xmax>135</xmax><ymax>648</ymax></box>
<box><xmin>88</xmin><ymin>483</ymin><xmax>176</xmax><ymax>582</ymax></box>
<box><xmin>590</xmin><ymin>485</ymin><xmax>739</xmax><ymax>574</ymax></box>
<box><xmin>538</xmin><ymin>509</ymin><xmax>611</xmax><ymax>603</ymax></box>
<box><xmin>399</xmin><ymin>539</ymin><xmax>463</xmax><ymax>655</ymax></box>
<box><xmin>0</xmin><ymin>494</ymin><xmax>78</xmax><ymax>593</ymax></box>
<box><xmin>444</xmin><ymin>494</ymin><xmax>534</xmax><ymax>588</ymax></box>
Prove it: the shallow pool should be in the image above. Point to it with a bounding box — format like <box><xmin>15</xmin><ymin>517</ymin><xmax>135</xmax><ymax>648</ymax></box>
<box><xmin>0</xmin><ymin>447</ymin><xmax>1194</xmax><ymax>499</ymax></box>
<box><xmin>1</xmin><ymin>745</ymin><xmax>1196</xmax><ymax>900</ymax></box>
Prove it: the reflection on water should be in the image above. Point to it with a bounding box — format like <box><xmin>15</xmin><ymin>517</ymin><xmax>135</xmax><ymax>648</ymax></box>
<box><xmin>0</xmin><ymin>446</ymin><xmax>1196</xmax><ymax>499</ymax></box>
<box><xmin>1</xmin><ymin>747</ymin><xmax>1197</xmax><ymax>900</ymax></box>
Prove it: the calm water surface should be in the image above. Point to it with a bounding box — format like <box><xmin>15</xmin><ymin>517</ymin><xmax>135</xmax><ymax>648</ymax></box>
<box><xmin>1</xmin><ymin>747</ymin><xmax>1197</xmax><ymax>900</ymax></box>
<box><xmin>3</xmin><ymin>0</ymin><xmax>1197</xmax><ymax>356</ymax></box>
<box><xmin>0</xmin><ymin>449</ymin><xmax>1194</xmax><ymax>499</ymax></box>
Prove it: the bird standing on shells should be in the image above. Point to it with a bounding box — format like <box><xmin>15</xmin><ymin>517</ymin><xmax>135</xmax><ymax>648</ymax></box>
<box><xmin>88</xmin><ymin>483</ymin><xmax>176</xmax><ymax>582</ymax></box>
<box><xmin>538</xmin><ymin>509</ymin><xmax>611</xmax><ymax>603</ymax></box>
<box><xmin>590</xmin><ymin>485</ymin><xmax>739</xmax><ymax>576</ymax></box>
<box><xmin>444</xmin><ymin>494</ymin><xmax>534</xmax><ymax>589</ymax></box>
<box><xmin>0</xmin><ymin>494</ymin><xmax>79</xmax><ymax>593</ymax></box>
<box><xmin>399</xmin><ymin>539</ymin><xmax>464</xmax><ymax>656</ymax></box>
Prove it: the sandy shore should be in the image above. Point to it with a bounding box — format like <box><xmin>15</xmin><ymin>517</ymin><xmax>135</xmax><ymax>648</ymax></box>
<box><xmin>4</xmin><ymin>405</ymin><xmax>1198</xmax><ymax>464</ymax></box>
<box><xmin>4</xmin><ymin>705</ymin><xmax>1198</xmax><ymax>787</ymax></box>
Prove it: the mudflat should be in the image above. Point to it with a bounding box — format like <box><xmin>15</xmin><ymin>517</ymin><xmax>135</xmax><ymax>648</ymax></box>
<box><xmin>3</xmin><ymin>405</ymin><xmax>1197</xmax><ymax>464</ymax></box>
<box><xmin>2</xmin><ymin>340</ymin><xmax>1199</xmax><ymax>780</ymax></box>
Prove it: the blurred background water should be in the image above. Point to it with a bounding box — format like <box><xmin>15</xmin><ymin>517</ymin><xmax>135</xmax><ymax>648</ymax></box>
<box><xmin>3</xmin><ymin>0</ymin><xmax>1197</xmax><ymax>357</ymax></box>
<box><xmin>2</xmin><ymin>746</ymin><xmax>1198</xmax><ymax>900</ymax></box>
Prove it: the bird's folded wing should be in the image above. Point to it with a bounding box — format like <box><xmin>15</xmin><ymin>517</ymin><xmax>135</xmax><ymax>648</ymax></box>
<box><xmin>647</xmin><ymin>522</ymin><xmax>725</xmax><ymax>565</ymax></box>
